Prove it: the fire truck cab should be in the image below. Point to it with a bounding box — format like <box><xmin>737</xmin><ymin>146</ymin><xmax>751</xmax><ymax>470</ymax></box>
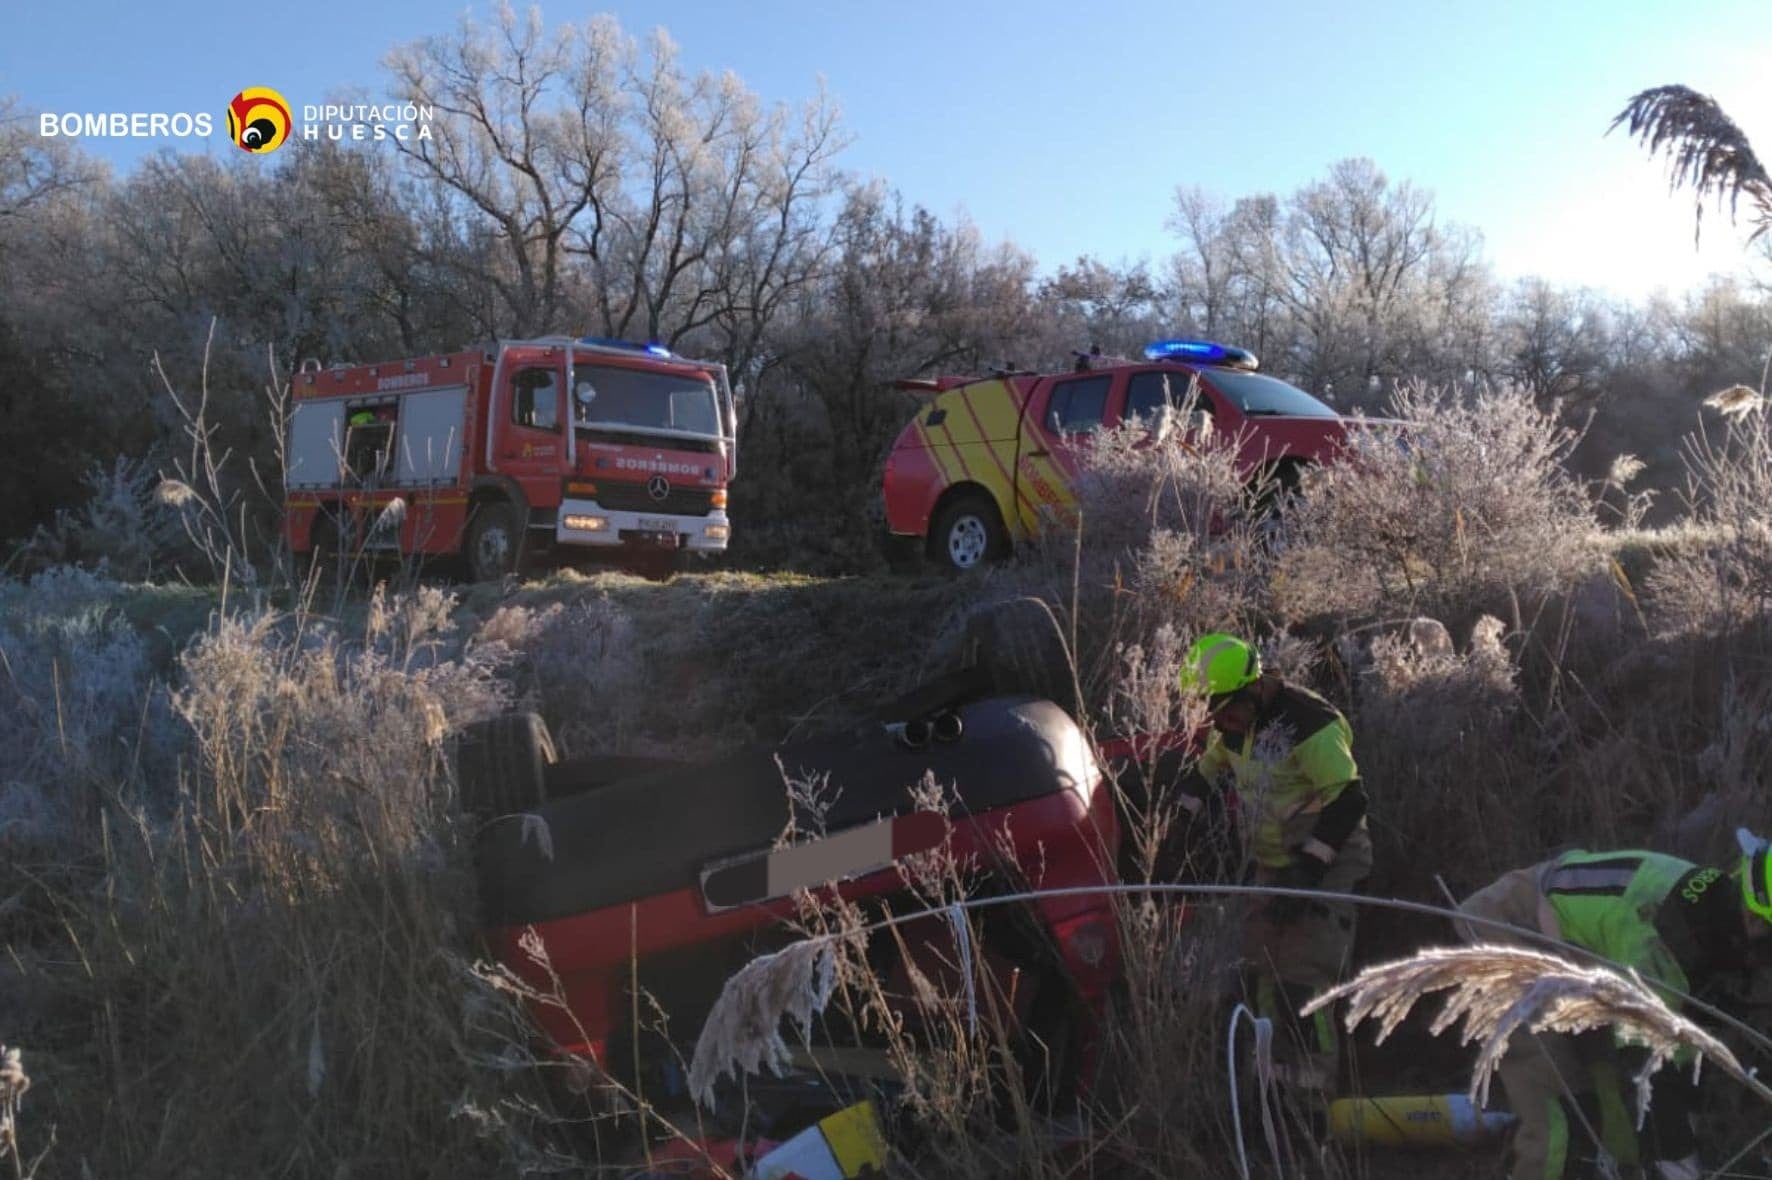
<box><xmin>881</xmin><ymin>339</ymin><xmax>1354</xmax><ymax>572</ymax></box>
<box><xmin>284</xmin><ymin>337</ymin><xmax>737</xmax><ymax>580</ymax></box>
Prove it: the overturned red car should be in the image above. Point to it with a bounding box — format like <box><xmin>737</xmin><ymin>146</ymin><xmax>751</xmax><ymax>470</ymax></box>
<box><xmin>461</xmin><ymin>669</ymin><xmax>1126</xmax><ymax>1155</ymax></box>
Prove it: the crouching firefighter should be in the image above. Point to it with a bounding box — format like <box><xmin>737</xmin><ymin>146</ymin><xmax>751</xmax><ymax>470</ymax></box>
<box><xmin>1456</xmin><ymin>834</ymin><xmax>1772</xmax><ymax>1179</ymax></box>
<box><xmin>1177</xmin><ymin>633</ymin><xmax>1372</xmax><ymax>1092</ymax></box>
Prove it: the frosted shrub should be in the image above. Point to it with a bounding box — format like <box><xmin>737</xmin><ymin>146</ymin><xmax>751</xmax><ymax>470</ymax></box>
<box><xmin>1354</xmin><ymin>615</ymin><xmax>1533</xmax><ymax>888</ymax></box>
<box><xmin>12</xmin><ymin>457</ymin><xmax>190</xmax><ymax>580</ymax></box>
<box><xmin>1362</xmin><ymin>615</ymin><xmax>1518</xmax><ymax>755</ymax></box>
<box><xmin>1060</xmin><ymin>415</ymin><xmax>1248</xmax><ymax>565</ymax></box>
<box><xmin>0</xmin><ymin>568</ymin><xmax>169</xmax><ymax>849</ymax></box>
<box><xmin>1645</xmin><ymin>407</ymin><xmax>1772</xmax><ymax>632</ymax></box>
<box><xmin>470</xmin><ymin>595</ymin><xmax>643</xmax><ymax>753</ymax></box>
<box><xmin>1013</xmin><ymin>419</ymin><xmax>1273</xmax><ymax>716</ymax></box>
<box><xmin>1277</xmin><ymin>383</ymin><xmax>1599</xmax><ymax>622</ymax></box>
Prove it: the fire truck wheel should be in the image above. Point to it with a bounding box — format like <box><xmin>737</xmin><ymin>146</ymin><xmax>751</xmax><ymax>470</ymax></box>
<box><xmin>466</xmin><ymin>501</ymin><xmax>523</xmax><ymax>582</ymax></box>
<box><xmin>306</xmin><ymin>516</ymin><xmax>341</xmax><ymax>583</ymax></box>
<box><xmin>452</xmin><ymin>711</ymin><xmax>558</xmax><ymax>817</ymax></box>
<box><xmin>931</xmin><ymin>493</ymin><xmax>1008</xmax><ymax>573</ymax></box>
<box><xmin>629</xmin><ymin>548</ymin><xmax>684</xmax><ymax>582</ymax></box>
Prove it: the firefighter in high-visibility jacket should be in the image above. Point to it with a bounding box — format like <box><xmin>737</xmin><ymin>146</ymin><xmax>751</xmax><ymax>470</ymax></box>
<box><xmin>1177</xmin><ymin>633</ymin><xmax>1372</xmax><ymax>1090</ymax></box>
<box><xmin>1456</xmin><ymin>837</ymin><xmax>1772</xmax><ymax>1180</ymax></box>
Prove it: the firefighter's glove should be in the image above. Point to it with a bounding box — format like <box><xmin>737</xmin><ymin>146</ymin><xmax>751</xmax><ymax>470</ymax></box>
<box><xmin>1176</xmin><ymin>789</ymin><xmax>1214</xmax><ymax>835</ymax></box>
<box><xmin>1174</xmin><ymin>786</ymin><xmax>1223</xmax><ymax>845</ymax></box>
<box><xmin>1265</xmin><ymin>849</ymin><xmax>1330</xmax><ymax>924</ymax></box>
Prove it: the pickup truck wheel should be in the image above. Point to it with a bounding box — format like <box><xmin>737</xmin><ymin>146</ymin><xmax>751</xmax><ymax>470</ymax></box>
<box><xmin>466</xmin><ymin>502</ymin><xmax>523</xmax><ymax>582</ymax></box>
<box><xmin>453</xmin><ymin>711</ymin><xmax>558</xmax><ymax>817</ymax></box>
<box><xmin>1252</xmin><ymin>459</ymin><xmax>1306</xmax><ymax>512</ymax></box>
<box><xmin>931</xmin><ymin>493</ymin><xmax>1008</xmax><ymax>573</ymax></box>
<box><xmin>1252</xmin><ymin>460</ymin><xmax>1306</xmax><ymax>549</ymax></box>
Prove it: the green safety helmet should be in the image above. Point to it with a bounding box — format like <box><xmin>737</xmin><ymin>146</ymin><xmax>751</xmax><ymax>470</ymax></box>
<box><xmin>1740</xmin><ymin>829</ymin><xmax>1772</xmax><ymax>925</ymax></box>
<box><xmin>1179</xmin><ymin>633</ymin><xmax>1262</xmax><ymax>702</ymax></box>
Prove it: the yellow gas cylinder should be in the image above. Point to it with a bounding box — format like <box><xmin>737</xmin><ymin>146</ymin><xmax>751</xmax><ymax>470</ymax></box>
<box><xmin>1327</xmin><ymin>1093</ymin><xmax>1514</xmax><ymax>1148</ymax></box>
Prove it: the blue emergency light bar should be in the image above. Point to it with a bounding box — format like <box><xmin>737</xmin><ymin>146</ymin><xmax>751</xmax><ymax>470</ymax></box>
<box><xmin>1143</xmin><ymin>339</ymin><xmax>1259</xmax><ymax>370</ymax></box>
<box><xmin>579</xmin><ymin>335</ymin><xmax>674</xmax><ymax>358</ymax></box>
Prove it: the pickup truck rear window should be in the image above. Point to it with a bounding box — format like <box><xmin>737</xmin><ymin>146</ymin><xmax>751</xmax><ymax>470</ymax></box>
<box><xmin>1205</xmin><ymin>370</ymin><xmax>1337</xmax><ymax>419</ymax></box>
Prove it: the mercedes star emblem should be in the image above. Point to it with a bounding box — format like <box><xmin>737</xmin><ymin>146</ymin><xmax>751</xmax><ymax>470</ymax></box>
<box><xmin>646</xmin><ymin>474</ymin><xmax>670</xmax><ymax>501</ymax></box>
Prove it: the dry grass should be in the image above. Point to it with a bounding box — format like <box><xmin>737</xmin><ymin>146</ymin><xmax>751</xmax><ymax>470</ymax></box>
<box><xmin>0</xmin><ymin>1045</ymin><xmax>43</xmax><ymax>1179</ymax></box>
<box><xmin>1</xmin><ymin>583</ymin><xmax>601</xmax><ymax>1177</ymax></box>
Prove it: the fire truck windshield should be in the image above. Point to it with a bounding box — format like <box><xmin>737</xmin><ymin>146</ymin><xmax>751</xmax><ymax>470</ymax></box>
<box><xmin>572</xmin><ymin>363</ymin><xmax>720</xmax><ymax>437</ymax></box>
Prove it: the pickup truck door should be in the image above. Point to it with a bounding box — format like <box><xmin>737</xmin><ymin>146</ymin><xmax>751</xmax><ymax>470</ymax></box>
<box><xmin>1120</xmin><ymin>368</ymin><xmax>1219</xmax><ymax>443</ymax></box>
<box><xmin>1016</xmin><ymin>373</ymin><xmax>1114</xmax><ymax>525</ymax></box>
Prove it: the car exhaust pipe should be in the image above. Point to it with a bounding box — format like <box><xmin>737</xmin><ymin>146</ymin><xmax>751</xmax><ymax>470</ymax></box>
<box><xmin>932</xmin><ymin>711</ymin><xmax>964</xmax><ymax>743</ymax></box>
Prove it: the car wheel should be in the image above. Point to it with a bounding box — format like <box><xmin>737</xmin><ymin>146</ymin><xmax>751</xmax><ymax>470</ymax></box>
<box><xmin>931</xmin><ymin>493</ymin><xmax>1008</xmax><ymax>573</ymax></box>
<box><xmin>466</xmin><ymin>502</ymin><xmax>523</xmax><ymax>583</ymax></box>
<box><xmin>453</xmin><ymin>711</ymin><xmax>558</xmax><ymax>817</ymax></box>
<box><xmin>962</xmin><ymin>597</ymin><xmax>1078</xmax><ymax>716</ymax></box>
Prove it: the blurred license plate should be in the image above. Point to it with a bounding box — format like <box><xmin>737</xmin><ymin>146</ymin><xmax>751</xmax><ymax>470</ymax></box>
<box><xmin>638</xmin><ymin>516</ymin><xmax>674</xmax><ymax>532</ymax></box>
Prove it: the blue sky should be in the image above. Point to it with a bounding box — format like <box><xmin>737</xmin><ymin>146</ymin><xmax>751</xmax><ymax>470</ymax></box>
<box><xmin>5</xmin><ymin>0</ymin><xmax>1769</xmax><ymax>298</ymax></box>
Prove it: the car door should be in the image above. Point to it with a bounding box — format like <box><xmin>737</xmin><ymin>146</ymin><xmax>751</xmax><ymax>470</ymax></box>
<box><xmin>1120</xmin><ymin>367</ymin><xmax>1220</xmax><ymax>445</ymax></box>
<box><xmin>1017</xmin><ymin>373</ymin><xmax>1114</xmax><ymax>520</ymax></box>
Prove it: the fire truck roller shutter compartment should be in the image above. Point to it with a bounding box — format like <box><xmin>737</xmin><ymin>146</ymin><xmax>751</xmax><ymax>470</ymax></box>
<box><xmin>288</xmin><ymin>401</ymin><xmax>347</xmax><ymax>488</ymax></box>
<box><xmin>393</xmin><ymin>387</ymin><xmax>468</xmax><ymax>484</ymax></box>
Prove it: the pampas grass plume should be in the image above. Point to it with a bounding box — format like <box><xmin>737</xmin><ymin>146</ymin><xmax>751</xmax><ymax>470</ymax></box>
<box><xmin>1301</xmin><ymin>944</ymin><xmax>1769</xmax><ymax>1121</ymax></box>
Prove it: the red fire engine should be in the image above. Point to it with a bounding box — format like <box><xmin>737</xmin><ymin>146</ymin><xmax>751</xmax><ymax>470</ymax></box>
<box><xmin>881</xmin><ymin>339</ymin><xmax>1365</xmax><ymax>571</ymax></box>
<box><xmin>283</xmin><ymin>336</ymin><xmax>737</xmax><ymax>580</ymax></box>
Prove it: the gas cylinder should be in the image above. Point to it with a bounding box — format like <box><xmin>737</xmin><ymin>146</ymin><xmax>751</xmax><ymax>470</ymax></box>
<box><xmin>1327</xmin><ymin>1093</ymin><xmax>1514</xmax><ymax>1147</ymax></box>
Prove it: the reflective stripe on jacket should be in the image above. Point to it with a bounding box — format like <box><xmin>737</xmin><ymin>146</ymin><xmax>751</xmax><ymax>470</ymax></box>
<box><xmin>1538</xmin><ymin>849</ymin><xmax>1697</xmax><ymax>1004</ymax></box>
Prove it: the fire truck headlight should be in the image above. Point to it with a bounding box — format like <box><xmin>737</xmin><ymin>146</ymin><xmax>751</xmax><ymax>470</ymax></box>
<box><xmin>703</xmin><ymin>523</ymin><xmax>730</xmax><ymax>540</ymax></box>
<box><xmin>564</xmin><ymin>514</ymin><xmax>609</xmax><ymax>532</ymax></box>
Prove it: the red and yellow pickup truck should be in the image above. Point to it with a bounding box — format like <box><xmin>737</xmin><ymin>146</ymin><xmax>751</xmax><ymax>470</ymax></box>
<box><xmin>881</xmin><ymin>339</ymin><xmax>1364</xmax><ymax>571</ymax></box>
